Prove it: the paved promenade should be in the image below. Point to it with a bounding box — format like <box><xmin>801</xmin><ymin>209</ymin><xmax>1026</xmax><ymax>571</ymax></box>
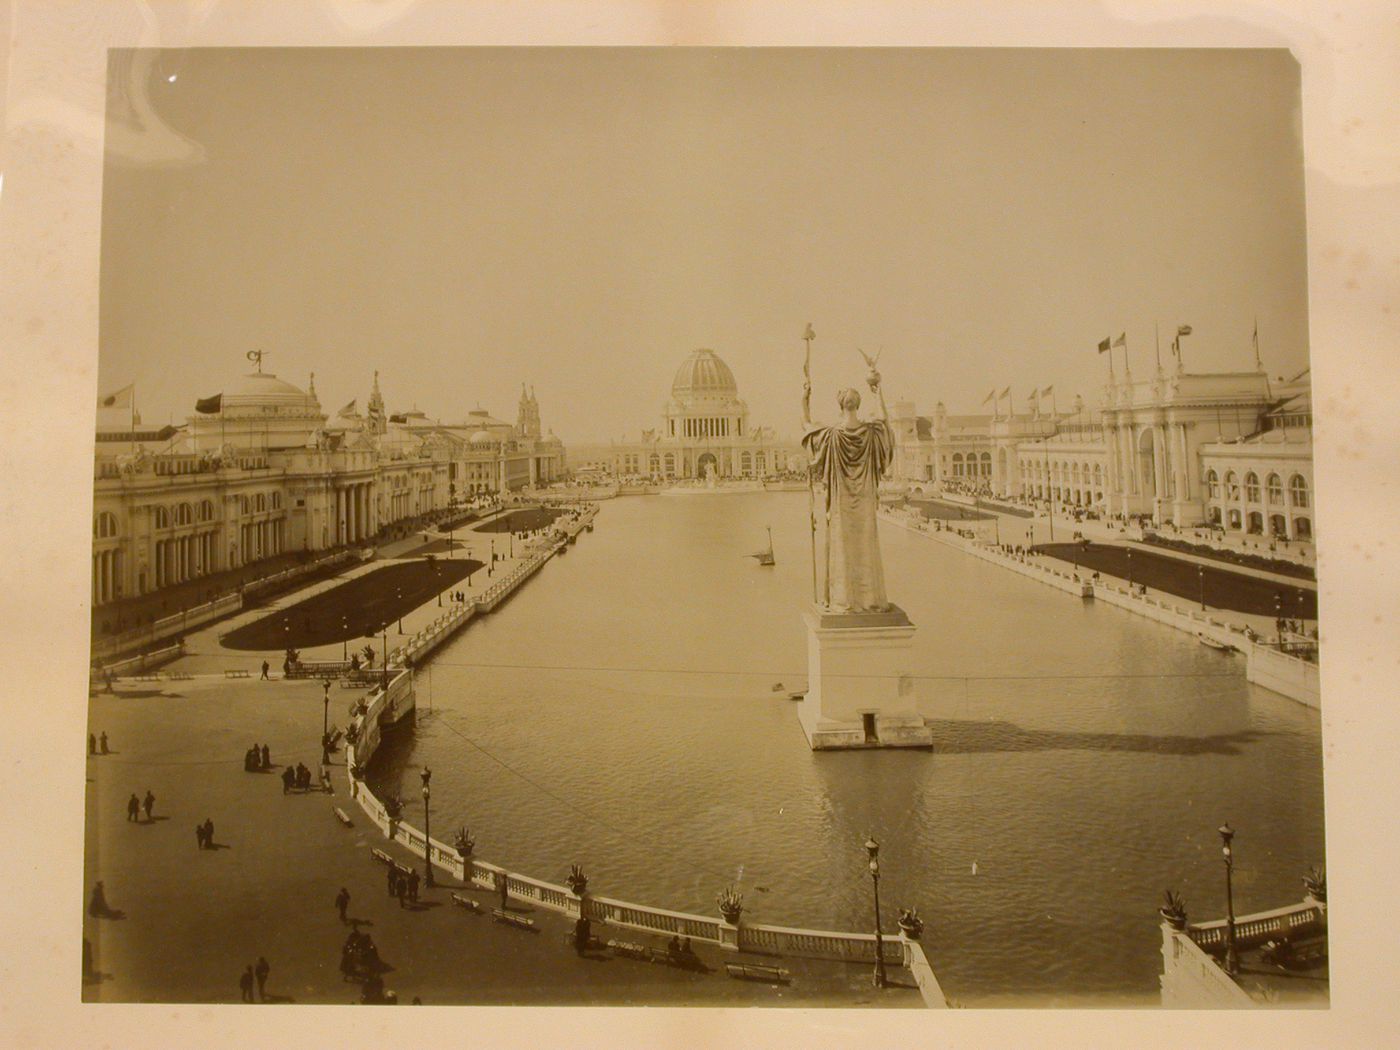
<box><xmin>85</xmin><ymin>516</ymin><xmax>920</xmax><ymax>1007</ymax></box>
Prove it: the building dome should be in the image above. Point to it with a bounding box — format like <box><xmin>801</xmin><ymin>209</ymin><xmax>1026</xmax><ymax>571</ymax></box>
<box><xmin>672</xmin><ymin>349</ymin><xmax>738</xmax><ymax>400</ymax></box>
<box><xmin>222</xmin><ymin>371</ymin><xmax>318</xmax><ymax>412</ymax></box>
<box><xmin>470</xmin><ymin>430</ymin><xmax>496</xmax><ymax>446</ymax></box>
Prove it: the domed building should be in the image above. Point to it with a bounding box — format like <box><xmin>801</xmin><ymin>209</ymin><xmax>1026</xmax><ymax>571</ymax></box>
<box><xmin>608</xmin><ymin>348</ymin><xmax>799</xmax><ymax>480</ymax></box>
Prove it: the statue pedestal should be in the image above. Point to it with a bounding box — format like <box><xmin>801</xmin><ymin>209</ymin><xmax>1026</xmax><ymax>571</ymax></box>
<box><xmin>798</xmin><ymin>605</ymin><xmax>933</xmax><ymax>750</ymax></box>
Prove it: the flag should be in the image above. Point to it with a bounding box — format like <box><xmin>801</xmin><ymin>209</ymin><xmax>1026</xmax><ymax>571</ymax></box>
<box><xmin>1176</xmin><ymin>325</ymin><xmax>1192</xmax><ymax>337</ymax></box>
<box><xmin>1041</xmin><ymin>384</ymin><xmax>1054</xmax><ymax>397</ymax></box>
<box><xmin>999</xmin><ymin>385</ymin><xmax>1010</xmax><ymax>398</ymax></box>
<box><xmin>802</xmin><ymin>322</ymin><xmax>815</xmax><ymax>341</ymax></box>
<box><xmin>389</xmin><ymin>413</ymin><xmax>408</xmax><ymax>424</ymax></box>
<box><xmin>194</xmin><ymin>393</ymin><xmax>222</xmax><ymax>414</ymax></box>
<box><xmin>1113</xmin><ymin>332</ymin><xmax>1126</xmax><ymax>348</ymax></box>
<box><xmin>982</xmin><ymin>389</ymin><xmax>995</xmax><ymax>405</ymax></box>
<box><xmin>337</xmin><ymin>399</ymin><xmax>357</xmax><ymax>417</ymax></box>
<box><xmin>1097</xmin><ymin>337</ymin><xmax>1111</xmax><ymax>353</ymax></box>
<box><xmin>98</xmin><ymin>384</ymin><xmax>134</xmax><ymax>409</ymax></box>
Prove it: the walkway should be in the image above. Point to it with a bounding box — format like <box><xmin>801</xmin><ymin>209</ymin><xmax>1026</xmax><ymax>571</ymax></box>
<box><xmin>83</xmin><ymin>669</ymin><xmax>916</xmax><ymax>1005</ymax></box>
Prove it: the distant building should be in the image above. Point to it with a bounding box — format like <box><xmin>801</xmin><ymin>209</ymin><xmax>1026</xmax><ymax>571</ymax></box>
<box><xmin>891</xmin><ymin>360</ymin><xmax>1315</xmax><ymax>542</ymax></box>
<box><xmin>607</xmin><ymin>349</ymin><xmax>802</xmax><ymax>480</ymax></box>
<box><xmin>90</xmin><ymin>363</ymin><xmax>564</xmax><ymax>609</ymax></box>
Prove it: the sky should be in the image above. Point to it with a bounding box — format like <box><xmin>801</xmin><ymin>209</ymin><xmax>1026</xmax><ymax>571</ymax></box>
<box><xmin>98</xmin><ymin>47</ymin><xmax>1309</xmax><ymax>444</ymax></box>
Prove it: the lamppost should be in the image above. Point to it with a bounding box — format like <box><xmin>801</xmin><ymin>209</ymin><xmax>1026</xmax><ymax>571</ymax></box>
<box><xmin>421</xmin><ymin>766</ymin><xmax>434</xmax><ymax>887</ymax></box>
<box><xmin>381</xmin><ymin>625</ymin><xmax>389</xmax><ymax>690</ymax></box>
<box><xmin>321</xmin><ymin>679</ymin><xmax>331</xmax><ymax>741</ymax></box>
<box><xmin>1198</xmin><ymin>564</ymin><xmax>1206</xmax><ymax>611</ymax></box>
<box><xmin>1274</xmin><ymin>592</ymin><xmax>1284</xmax><ymax>648</ymax></box>
<box><xmin>864</xmin><ymin>836</ymin><xmax>888</xmax><ymax>989</ymax></box>
<box><xmin>396</xmin><ymin>587</ymin><xmax>404</xmax><ymax>633</ymax></box>
<box><xmin>1219</xmin><ymin>822</ymin><xmax>1239</xmax><ymax>975</ymax></box>
<box><xmin>341</xmin><ymin>615</ymin><xmax>348</xmax><ymax>663</ymax></box>
<box><xmin>1126</xmin><ymin>548</ymin><xmax>1134</xmax><ymax>588</ymax></box>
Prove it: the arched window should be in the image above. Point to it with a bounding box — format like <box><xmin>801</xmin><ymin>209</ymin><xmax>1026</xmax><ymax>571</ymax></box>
<box><xmin>198</xmin><ymin>499</ymin><xmax>215</xmax><ymax>522</ymax></box>
<box><xmin>1289</xmin><ymin>474</ymin><xmax>1309</xmax><ymax>508</ymax></box>
<box><xmin>1227</xmin><ymin>508</ymin><xmax>1242</xmax><ymax>529</ymax></box>
<box><xmin>154</xmin><ymin>506</ymin><xmax>171</xmax><ymax>529</ymax></box>
<box><xmin>755</xmin><ymin>453</ymin><xmax>766</xmax><ymax>473</ymax></box>
<box><xmin>240</xmin><ymin>496</ymin><xmax>250</xmax><ymax>515</ymax></box>
<box><xmin>664</xmin><ymin>453</ymin><xmax>676</xmax><ymax>474</ymax></box>
<box><xmin>255</xmin><ymin>493</ymin><xmax>266</xmax><ymax>512</ymax></box>
<box><xmin>1209</xmin><ymin>506</ymin><xmax>1222</xmax><ymax>525</ymax></box>
<box><xmin>1245</xmin><ymin>473</ymin><xmax>1260</xmax><ymax>502</ymax></box>
<box><xmin>952</xmin><ymin>453</ymin><xmax>964</xmax><ymax>477</ymax></box>
<box><xmin>648</xmin><ymin>454</ymin><xmax>660</xmax><ymax>474</ymax></box>
<box><xmin>1266</xmin><ymin>474</ymin><xmax>1283</xmax><ymax>505</ymax></box>
<box><xmin>1247</xmin><ymin>511</ymin><xmax>1264</xmax><ymax>535</ymax></box>
<box><xmin>980</xmin><ymin>452</ymin><xmax>992</xmax><ymax>477</ymax></box>
<box><xmin>741</xmin><ymin>452</ymin><xmax>753</xmax><ymax>473</ymax></box>
<box><xmin>271</xmin><ymin>491</ymin><xmax>282</xmax><ymax>509</ymax></box>
<box><xmin>1270</xmin><ymin>513</ymin><xmax>1287</xmax><ymax>537</ymax></box>
<box><xmin>1206</xmin><ymin>469</ymin><xmax>1219</xmax><ymax>499</ymax></box>
<box><xmin>174</xmin><ymin>502</ymin><xmax>193</xmax><ymax>526</ymax></box>
<box><xmin>1294</xmin><ymin>516</ymin><xmax>1312</xmax><ymax>539</ymax></box>
<box><xmin>94</xmin><ymin>511</ymin><xmax>119</xmax><ymax>539</ymax></box>
<box><xmin>1225</xmin><ymin>471</ymin><xmax>1239</xmax><ymax>501</ymax></box>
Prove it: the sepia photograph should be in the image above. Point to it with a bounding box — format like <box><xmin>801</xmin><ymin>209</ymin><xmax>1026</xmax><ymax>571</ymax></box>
<box><xmin>5</xmin><ymin>3</ymin><xmax>1398</xmax><ymax>1045</ymax></box>
<box><xmin>81</xmin><ymin>43</ymin><xmax>1325</xmax><ymax>1010</ymax></box>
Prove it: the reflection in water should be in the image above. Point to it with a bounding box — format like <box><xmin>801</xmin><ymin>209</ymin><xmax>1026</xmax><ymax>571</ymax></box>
<box><xmin>370</xmin><ymin>493</ymin><xmax>1325</xmax><ymax>1005</ymax></box>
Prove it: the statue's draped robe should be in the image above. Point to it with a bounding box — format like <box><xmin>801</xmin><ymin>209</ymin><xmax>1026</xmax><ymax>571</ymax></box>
<box><xmin>803</xmin><ymin>418</ymin><xmax>893</xmax><ymax>612</ymax></box>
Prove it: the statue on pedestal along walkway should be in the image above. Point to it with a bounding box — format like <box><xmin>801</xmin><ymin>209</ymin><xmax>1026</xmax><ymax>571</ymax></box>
<box><xmin>801</xmin><ymin>343</ymin><xmax>894</xmax><ymax>614</ymax></box>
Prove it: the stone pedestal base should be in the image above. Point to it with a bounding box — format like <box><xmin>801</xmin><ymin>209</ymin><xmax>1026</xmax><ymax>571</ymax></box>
<box><xmin>798</xmin><ymin>605</ymin><xmax>933</xmax><ymax>750</ymax></box>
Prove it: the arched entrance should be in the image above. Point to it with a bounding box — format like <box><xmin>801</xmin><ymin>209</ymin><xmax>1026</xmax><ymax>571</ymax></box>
<box><xmin>1137</xmin><ymin>429</ymin><xmax>1157</xmax><ymax>506</ymax></box>
<box><xmin>696</xmin><ymin>451</ymin><xmax>718</xmax><ymax>479</ymax></box>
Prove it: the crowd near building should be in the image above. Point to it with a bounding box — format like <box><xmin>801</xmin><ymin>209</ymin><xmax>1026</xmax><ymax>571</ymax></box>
<box><xmin>889</xmin><ymin>347</ymin><xmax>1315</xmax><ymax>543</ymax></box>
<box><xmin>606</xmin><ymin>349</ymin><xmax>803</xmax><ymax>480</ymax></box>
<box><xmin>91</xmin><ymin>361</ymin><xmax>564</xmax><ymax>607</ymax></box>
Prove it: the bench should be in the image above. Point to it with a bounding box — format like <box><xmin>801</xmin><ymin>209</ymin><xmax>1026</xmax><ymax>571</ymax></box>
<box><xmin>607</xmin><ymin>939</ymin><xmax>649</xmax><ymax>960</ymax></box>
<box><xmin>224</xmin><ymin>669</ymin><xmax>251</xmax><ymax>679</ymax></box>
<box><xmin>451</xmin><ymin>893</ymin><xmax>482</xmax><ymax>913</ymax></box>
<box><xmin>333</xmin><ymin>807</ymin><xmax>353</xmax><ymax>827</ymax></box>
<box><xmin>491</xmin><ymin>908</ymin><xmax>537</xmax><ymax>932</ymax></box>
<box><xmin>725</xmin><ymin>963</ymin><xmax>791</xmax><ymax>984</ymax></box>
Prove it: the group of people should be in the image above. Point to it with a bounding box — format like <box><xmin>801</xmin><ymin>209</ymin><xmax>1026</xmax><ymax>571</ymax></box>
<box><xmin>194</xmin><ymin>817</ymin><xmax>217</xmax><ymax>849</ymax></box>
<box><xmin>339</xmin><ymin>928</ymin><xmax>383</xmax><ymax>982</ymax></box>
<box><xmin>88</xmin><ymin>732</ymin><xmax>111</xmax><ymax>755</ymax></box>
<box><xmin>281</xmin><ymin>762</ymin><xmax>320</xmax><ymax>793</ymax></box>
<box><xmin>125</xmin><ymin>790</ymin><xmax>156</xmax><ymax>823</ymax></box>
<box><xmin>244</xmin><ymin>743</ymin><xmax>272</xmax><ymax>771</ymax></box>
<box><xmin>387</xmin><ymin>865</ymin><xmax>421</xmax><ymax>907</ymax></box>
<box><xmin>237</xmin><ymin>957</ymin><xmax>271</xmax><ymax>1002</ymax></box>
<box><xmin>665</xmin><ymin>935</ymin><xmax>701</xmax><ymax>969</ymax></box>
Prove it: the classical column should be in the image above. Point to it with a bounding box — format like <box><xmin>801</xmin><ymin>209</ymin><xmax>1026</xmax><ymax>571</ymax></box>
<box><xmin>1175</xmin><ymin>423</ymin><xmax>1190</xmax><ymax>500</ymax></box>
<box><xmin>1152</xmin><ymin>425</ymin><xmax>1167</xmax><ymax>506</ymax></box>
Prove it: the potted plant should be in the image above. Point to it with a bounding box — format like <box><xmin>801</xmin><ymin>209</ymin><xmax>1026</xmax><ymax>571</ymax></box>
<box><xmin>383</xmin><ymin>793</ymin><xmax>404</xmax><ymax>820</ymax></box>
<box><xmin>567</xmin><ymin>864</ymin><xmax>589</xmax><ymax>896</ymax></box>
<box><xmin>1302</xmin><ymin>865</ymin><xmax>1326</xmax><ymax>904</ymax></box>
<box><xmin>349</xmin><ymin>762</ymin><xmax>365</xmax><ymax>780</ymax></box>
<box><xmin>897</xmin><ymin>907</ymin><xmax>925</xmax><ymax>940</ymax></box>
<box><xmin>1158</xmin><ymin>890</ymin><xmax>1188</xmax><ymax>931</ymax></box>
<box><xmin>454</xmin><ymin>826</ymin><xmax>475</xmax><ymax>858</ymax></box>
<box><xmin>716</xmin><ymin>886</ymin><xmax>744</xmax><ymax>924</ymax></box>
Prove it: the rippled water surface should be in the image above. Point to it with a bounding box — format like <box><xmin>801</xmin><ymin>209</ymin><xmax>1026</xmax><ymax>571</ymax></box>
<box><xmin>370</xmin><ymin>492</ymin><xmax>1326</xmax><ymax>1006</ymax></box>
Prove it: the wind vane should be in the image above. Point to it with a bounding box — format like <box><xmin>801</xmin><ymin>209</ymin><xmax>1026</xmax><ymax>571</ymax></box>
<box><xmin>246</xmin><ymin>348</ymin><xmax>267</xmax><ymax>372</ymax></box>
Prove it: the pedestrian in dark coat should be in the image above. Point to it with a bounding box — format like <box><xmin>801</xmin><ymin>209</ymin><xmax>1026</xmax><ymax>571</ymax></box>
<box><xmin>498</xmin><ymin>872</ymin><xmax>509</xmax><ymax>911</ymax></box>
<box><xmin>239</xmin><ymin>965</ymin><xmax>255</xmax><ymax>1003</ymax></box>
<box><xmin>254</xmin><ymin>956</ymin><xmax>270</xmax><ymax>1000</ymax></box>
<box><xmin>282</xmin><ymin>766</ymin><xmax>294</xmax><ymax>793</ymax></box>
<box><xmin>100</xmin><ymin>732</ymin><xmax>110</xmax><ymax>754</ymax></box>
<box><xmin>89</xmin><ymin>733</ymin><xmax>97</xmax><ymax>755</ymax></box>
<box><xmin>261</xmin><ymin>744</ymin><xmax>270</xmax><ymax>769</ymax></box>
<box><xmin>407</xmin><ymin>870</ymin><xmax>419</xmax><ymax>904</ymax></box>
<box><xmin>88</xmin><ymin>881</ymin><xmax>109</xmax><ymax>917</ymax></box>
<box><xmin>196</xmin><ymin>823</ymin><xmax>206</xmax><ymax>849</ymax></box>
<box><xmin>126</xmin><ymin>794</ymin><xmax>140</xmax><ymax>822</ymax></box>
<box><xmin>142</xmin><ymin>790</ymin><xmax>155</xmax><ymax>821</ymax></box>
<box><xmin>202</xmin><ymin>818</ymin><xmax>214</xmax><ymax>847</ymax></box>
<box><xmin>335</xmin><ymin>887</ymin><xmax>350</xmax><ymax>923</ymax></box>
<box><xmin>260</xmin><ymin>660</ymin><xmax>270</xmax><ymax>679</ymax></box>
<box><xmin>387</xmin><ymin>866</ymin><xmax>397</xmax><ymax>897</ymax></box>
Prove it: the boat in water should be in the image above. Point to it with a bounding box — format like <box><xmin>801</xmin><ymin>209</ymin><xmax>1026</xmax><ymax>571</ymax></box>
<box><xmin>749</xmin><ymin>527</ymin><xmax>775</xmax><ymax>566</ymax></box>
<box><xmin>1196</xmin><ymin>632</ymin><xmax>1236</xmax><ymax>652</ymax></box>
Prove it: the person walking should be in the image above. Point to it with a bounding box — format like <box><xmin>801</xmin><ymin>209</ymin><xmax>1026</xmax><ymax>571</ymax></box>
<box><xmin>386</xmin><ymin>865</ymin><xmax>397</xmax><ymax>897</ymax></box>
<box><xmin>195</xmin><ymin>822</ymin><xmax>206</xmax><ymax>850</ymax></box>
<box><xmin>88</xmin><ymin>881</ymin><xmax>109</xmax><ymax>918</ymax></box>
<box><xmin>142</xmin><ymin>790</ymin><xmax>155</xmax><ymax>822</ymax></box>
<box><xmin>100</xmin><ymin>732</ymin><xmax>110</xmax><ymax>754</ymax></box>
<box><xmin>260</xmin><ymin>660</ymin><xmax>270</xmax><ymax>680</ymax></box>
<box><xmin>254</xmin><ymin>956</ymin><xmax>270</xmax><ymax>1001</ymax></box>
<box><xmin>126</xmin><ymin>794</ymin><xmax>140</xmax><ymax>822</ymax></box>
<box><xmin>89</xmin><ymin>733</ymin><xmax>97</xmax><ymax>755</ymax></box>
<box><xmin>396</xmin><ymin>872</ymin><xmax>408</xmax><ymax>909</ymax></box>
<box><xmin>335</xmin><ymin>887</ymin><xmax>350</xmax><ymax>924</ymax></box>
<box><xmin>261</xmin><ymin>743</ymin><xmax>270</xmax><ymax>769</ymax></box>
<box><xmin>498</xmin><ymin>872</ymin><xmax>509</xmax><ymax>912</ymax></box>
<box><xmin>202</xmin><ymin>817</ymin><xmax>214</xmax><ymax>848</ymax></box>
<box><xmin>407</xmin><ymin>870</ymin><xmax>419</xmax><ymax>905</ymax></box>
<box><xmin>281</xmin><ymin>766</ymin><xmax>294</xmax><ymax>794</ymax></box>
<box><xmin>238</xmin><ymin>964</ymin><xmax>255</xmax><ymax>1003</ymax></box>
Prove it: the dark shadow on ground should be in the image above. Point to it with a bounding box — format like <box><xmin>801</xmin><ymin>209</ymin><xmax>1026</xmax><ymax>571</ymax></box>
<box><xmin>926</xmin><ymin>719</ymin><xmax>1267</xmax><ymax>756</ymax></box>
<box><xmin>472</xmin><ymin>507</ymin><xmax>566</xmax><ymax>534</ymax></box>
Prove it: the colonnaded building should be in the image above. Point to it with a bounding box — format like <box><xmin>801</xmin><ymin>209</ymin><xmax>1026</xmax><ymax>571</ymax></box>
<box><xmin>606</xmin><ymin>349</ymin><xmax>803</xmax><ymax>479</ymax></box>
<box><xmin>890</xmin><ymin>360</ymin><xmax>1315</xmax><ymax>543</ymax></box>
<box><xmin>91</xmin><ymin>364</ymin><xmax>564</xmax><ymax>609</ymax></box>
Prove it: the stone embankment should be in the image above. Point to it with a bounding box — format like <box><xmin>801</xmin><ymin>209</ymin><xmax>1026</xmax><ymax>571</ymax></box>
<box><xmin>881</xmin><ymin>507</ymin><xmax>1320</xmax><ymax>709</ymax></box>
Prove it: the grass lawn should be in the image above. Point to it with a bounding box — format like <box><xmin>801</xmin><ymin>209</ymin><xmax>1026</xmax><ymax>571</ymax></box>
<box><xmin>473</xmin><ymin>507</ymin><xmax>567</xmax><ymax>533</ymax></box>
<box><xmin>907</xmin><ymin>498</ymin><xmax>994</xmax><ymax>522</ymax></box>
<box><xmin>1036</xmin><ymin>542</ymin><xmax>1316</xmax><ymax>618</ymax></box>
<box><xmin>219</xmin><ymin>558</ymin><xmax>484</xmax><ymax>651</ymax></box>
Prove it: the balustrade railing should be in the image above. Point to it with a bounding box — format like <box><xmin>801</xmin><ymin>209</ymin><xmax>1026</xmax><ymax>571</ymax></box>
<box><xmin>1186</xmin><ymin>901</ymin><xmax>1324</xmax><ymax>952</ymax></box>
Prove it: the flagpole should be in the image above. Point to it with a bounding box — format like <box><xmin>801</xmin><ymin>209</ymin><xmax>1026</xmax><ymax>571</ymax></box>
<box><xmin>802</xmin><ymin>324</ymin><xmax>819</xmax><ymax>606</ymax></box>
<box><xmin>1154</xmin><ymin>322</ymin><xmax>1162</xmax><ymax>372</ymax></box>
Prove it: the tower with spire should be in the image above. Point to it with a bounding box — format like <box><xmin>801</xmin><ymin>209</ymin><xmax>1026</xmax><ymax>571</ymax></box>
<box><xmin>366</xmin><ymin>370</ymin><xmax>387</xmax><ymax>436</ymax></box>
<box><xmin>516</xmin><ymin>382</ymin><xmax>542</xmax><ymax>439</ymax></box>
